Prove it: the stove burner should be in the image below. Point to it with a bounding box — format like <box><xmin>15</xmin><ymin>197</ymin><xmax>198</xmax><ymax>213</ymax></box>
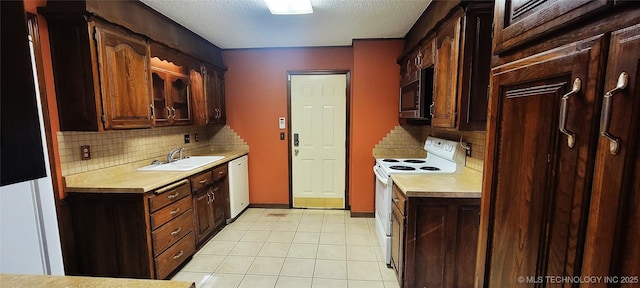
<box><xmin>403</xmin><ymin>159</ymin><xmax>426</xmax><ymax>164</ymax></box>
<box><xmin>390</xmin><ymin>166</ymin><xmax>416</xmax><ymax>171</ymax></box>
<box><xmin>382</xmin><ymin>159</ymin><xmax>399</xmax><ymax>162</ymax></box>
<box><xmin>420</xmin><ymin>166</ymin><xmax>441</xmax><ymax>171</ymax></box>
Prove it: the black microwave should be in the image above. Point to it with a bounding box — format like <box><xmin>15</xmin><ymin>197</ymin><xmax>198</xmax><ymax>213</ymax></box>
<box><xmin>399</xmin><ymin>67</ymin><xmax>434</xmax><ymax>122</ymax></box>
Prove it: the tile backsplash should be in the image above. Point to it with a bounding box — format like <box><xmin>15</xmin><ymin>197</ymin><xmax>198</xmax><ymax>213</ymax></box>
<box><xmin>58</xmin><ymin>125</ymin><xmax>248</xmax><ymax>176</ymax></box>
<box><xmin>373</xmin><ymin>125</ymin><xmax>486</xmax><ymax>172</ymax></box>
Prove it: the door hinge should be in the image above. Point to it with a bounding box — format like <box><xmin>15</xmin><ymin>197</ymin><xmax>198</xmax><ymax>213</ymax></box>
<box><xmin>100</xmin><ymin>115</ymin><xmax>106</xmax><ymax>123</ymax></box>
<box><xmin>288</xmin><ymin>74</ymin><xmax>291</xmax><ymax>81</ymax></box>
<box><xmin>547</xmin><ymin>154</ymin><xmax>551</xmax><ymax>163</ymax></box>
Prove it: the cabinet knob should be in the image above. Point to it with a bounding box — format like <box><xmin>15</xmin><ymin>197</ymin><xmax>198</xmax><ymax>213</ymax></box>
<box><xmin>393</xmin><ymin>198</ymin><xmax>399</xmax><ymax>203</ymax></box>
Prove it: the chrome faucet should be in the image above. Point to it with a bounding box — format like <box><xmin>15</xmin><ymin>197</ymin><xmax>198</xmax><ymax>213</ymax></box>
<box><xmin>167</xmin><ymin>147</ymin><xmax>184</xmax><ymax>163</ymax></box>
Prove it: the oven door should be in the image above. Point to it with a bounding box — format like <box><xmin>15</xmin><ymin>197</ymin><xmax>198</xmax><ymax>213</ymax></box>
<box><xmin>373</xmin><ymin>165</ymin><xmax>392</xmax><ymax>234</ymax></box>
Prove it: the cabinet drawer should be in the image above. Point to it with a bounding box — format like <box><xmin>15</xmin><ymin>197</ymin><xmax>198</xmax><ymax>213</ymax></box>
<box><xmin>152</xmin><ymin>211</ymin><xmax>193</xmax><ymax>256</ymax></box>
<box><xmin>392</xmin><ymin>185</ymin><xmax>406</xmax><ymax>215</ymax></box>
<box><xmin>150</xmin><ymin>196</ymin><xmax>192</xmax><ymax>229</ymax></box>
<box><xmin>154</xmin><ymin>232</ymin><xmax>195</xmax><ymax>279</ymax></box>
<box><xmin>190</xmin><ymin>170</ymin><xmax>213</xmax><ymax>191</ymax></box>
<box><xmin>212</xmin><ymin>164</ymin><xmax>228</xmax><ymax>181</ymax></box>
<box><xmin>149</xmin><ymin>180</ymin><xmax>191</xmax><ymax>212</ymax></box>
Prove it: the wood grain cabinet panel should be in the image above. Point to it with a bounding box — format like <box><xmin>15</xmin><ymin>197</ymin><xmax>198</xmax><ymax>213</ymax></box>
<box><xmin>484</xmin><ymin>36</ymin><xmax>603</xmax><ymax>287</ymax></box>
<box><xmin>580</xmin><ymin>23</ymin><xmax>640</xmax><ymax>288</ymax></box>
<box><xmin>432</xmin><ymin>14</ymin><xmax>461</xmax><ymax>128</ymax></box>
<box><xmin>391</xmin><ymin>183</ymin><xmax>480</xmax><ymax>288</ymax></box>
<box><xmin>67</xmin><ymin>178</ymin><xmax>200</xmax><ymax>280</ymax></box>
<box><xmin>94</xmin><ymin>25</ymin><xmax>153</xmax><ymax>130</ymax></box>
<box><xmin>476</xmin><ymin>3</ymin><xmax>640</xmax><ymax>288</ymax></box>
<box><xmin>191</xmin><ymin>163</ymin><xmax>229</xmax><ymax>246</ymax></box>
<box><xmin>493</xmin><ymin>0</ymin><xmax>610</xmax><ymax>53</ymax></box>
<box><xmin>399</xmin><ymin>3</ymin><xmax>493</xmax><ymax>130</ymax></box>
<box><xmin>43</xmin><ymin>16</ymin><xmax>154</xmax><ymax>131</ymax></box>
<box><xmin>403</xmin><ymin>197</ymin><xmax>480</xmax><ymax>288</ymax></box>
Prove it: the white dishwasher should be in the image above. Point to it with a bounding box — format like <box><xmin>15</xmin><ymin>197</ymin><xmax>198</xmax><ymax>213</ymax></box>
<box><xmin>228</xmin><ymin>155</ymin><xmax>249</xmax><ymax>220</ymax></box>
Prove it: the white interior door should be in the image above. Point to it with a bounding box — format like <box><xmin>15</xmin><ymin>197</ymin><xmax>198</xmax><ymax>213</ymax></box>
<box><xmin>291</xmin><ymin>74</ymin><xmax>347</xmax><ymax>208</ymax></box>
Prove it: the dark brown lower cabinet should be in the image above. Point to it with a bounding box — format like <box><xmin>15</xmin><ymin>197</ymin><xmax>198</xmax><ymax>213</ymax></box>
<box><xmin>67</xmin><ymin>179</ymin><xmax>194</xmax><ymax>279</ymax></box>
<box><xmin>392</xmin><ymin>184</ymin><xmax>480</xmax><ymax>288</ymax></box>
<box><xmin>191</xmin><ymin>164</ymin><xmax>228</xmax><ymax>247</ymax></box>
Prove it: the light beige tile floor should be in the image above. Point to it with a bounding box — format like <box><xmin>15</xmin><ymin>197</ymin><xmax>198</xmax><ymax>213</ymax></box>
<box><xmin>172</xmin><ymin>208</ymin><xmax>400</xmax><ymax>288</ymax></box>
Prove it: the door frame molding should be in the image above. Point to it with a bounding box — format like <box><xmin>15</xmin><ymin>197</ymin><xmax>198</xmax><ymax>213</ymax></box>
<box><xmin>286</xmin><ymin>70</ymin><xmax>351</xmax><ymax>210</ymax></box>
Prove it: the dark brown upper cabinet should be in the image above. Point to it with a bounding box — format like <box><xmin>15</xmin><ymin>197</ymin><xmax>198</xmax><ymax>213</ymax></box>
<box><xmin>44</xmin><ymin>16</ymin><xmax>153</xmax><ymax>131</ymax></box>
<box><xmin>149</xmin><ymin>54</ymin><xmax>192</xmax><ymax>126</ymax></box>
<box><xmin>492</xmin><ymin>0</ymin><xmax>610</xmax><ymax>54</ymax></box>
<box><xmin>431</xmin><ymin>12</ymin><xmax>461</xmax><ymax>128</ymax></box>
<box><xmin>192</xmin><ymin>64</ymin><xmax>227</xmax><ymax>126</ymax></box>
<box><xmin>40</xmin><ymin>0</ymin><xmax>227</xmax><ymax>131</ymax></box>
<box><xmin>399</xmin><ymin>2</ymin><xmax>493</xmax><ymax>130</ymax></box>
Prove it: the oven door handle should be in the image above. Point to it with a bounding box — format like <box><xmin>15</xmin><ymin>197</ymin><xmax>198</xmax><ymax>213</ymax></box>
<box><xmin>373</xmin><ymin>166</ymin><xmax>390</xmax><ymax>185</ymax></box>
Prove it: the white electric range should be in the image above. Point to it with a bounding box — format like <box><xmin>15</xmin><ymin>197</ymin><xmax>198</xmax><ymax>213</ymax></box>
<box><xmin>373</xmin><ymin>136</ymin><xmax>466</xmax><ymax>265</ymax></box>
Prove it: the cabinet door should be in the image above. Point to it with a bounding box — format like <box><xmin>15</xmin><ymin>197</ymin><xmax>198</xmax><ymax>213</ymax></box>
<box><xmin>432</xmin><ymin>15</ymin><xmax>461</xmax><ymax>128</ymax></box>
<box><xmin>452</xmin><ymin>203</ymin><xmax>480</xmax><ymax>288</ymax></box>
<box><xmin>457</xmin><ymin>7</ymin><xmax>493</xmax><ymax>131</ymax></box>
<box><xmin>493</xmin><ymin>0</ymin><xmax>609</xmax><ymax>53</ymax></box>
<box><xmin>581</xmin><ymin>24</ymin><xmax>640</xmax><ymax>287</ymax></box>
<box><xmin>406</xmin><ymin>201</ymin><xmax>447</xmax><ymax>288</ymax></box>
<box><xmin>94</xmin><ymin>25</ymin><xmax>152</xmax><ymax>130</ymax></box>
<box><xmin>211</xmin><ymin>184</ymin><xmax>225</xmax><ymax>228</ymax></box>
<box><xmin>151</xmin><ymin>69</ymin><xmax>169</xmax><ymax>125</ymax></box>
<box><xmin>391</xmin><ymin>204</ymin><xmax>404</xmax><ymax>282</ymax></box>
<box><xmin>484</xmin><ymin>36</ymin><xmax>604</xmax><ymax>287</ymax></box>
<box><xmin>169</xmin><ymin>74</ymin><xmax>192</xmax><ymax>125</ymax></box>
<box><xmin>203</xmin><ymin>67</ymin><xmax>226</xmax><ymax>125</ymax></box>
<box><xmin>190</xmin><ymin>68</ymin><xmax>207</xmax><ymax>126</ymax></box>
<box><xmin>193</xmin><ymin>188</ymin><xmax>214</xmax><ymax>245</ymax></box>
<box><xmin>215</xmin><ymin>70</ymin><xmax>226</xmax><ymax>124</ymax></box>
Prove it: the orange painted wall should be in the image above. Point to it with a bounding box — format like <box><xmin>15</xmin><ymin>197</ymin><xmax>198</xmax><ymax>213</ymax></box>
<box><xmin>24</xmin><ymin>0</ymin><xmax>65</xmax><ymax>200</ymax></box>
<box><xmin>350</xmin><ymin>40</ymin><xmax>403</xmax><ymax>213</ymax></box>
<box><xmin>223</xmin><ymin>47</ymin><xmax>354</xmax><ymax>205</ymax></box>
<box><xmin>223</xmin><ymin>40</ymin><xmax>403</xmax><ymax>212</ymax></box>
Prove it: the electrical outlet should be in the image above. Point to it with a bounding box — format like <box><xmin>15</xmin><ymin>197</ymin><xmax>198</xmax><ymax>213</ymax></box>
<box><xmin>466</xmin><ymin>143</ymin><xmax>472</xmax><ymax>156</ymax></box>
<box><xmin>184</xmin><ymin>134</ymin><xmax>190</xmax><ymax>144</ymax></box>
<box><xmin>194</xmin><ymin>133</ymin><xmax>199</xmax><ymax>142</ymax></box>
<box><xmin>280</xmin><ymin>132</ymin><xmax>285</xmax><ymax>140</ymax></box>
<box><xmin>81</xmin><ymin>145</ymin><xmax>91</xmax><ymax>160</ymax></box>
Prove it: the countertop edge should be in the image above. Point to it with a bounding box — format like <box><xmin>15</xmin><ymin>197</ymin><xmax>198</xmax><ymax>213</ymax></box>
<box><xmin>64</xmin><ymin>150</ymin><xmax>248</xmax><ymax>194</ymax></box>
<box><xmin>391</xmin><ymin>168</ymin><xmax>483</xmax><ymax>199</ymax></box>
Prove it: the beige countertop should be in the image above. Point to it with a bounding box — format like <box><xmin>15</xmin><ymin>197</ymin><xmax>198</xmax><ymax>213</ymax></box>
<box><xmin>64</xmin><ymin>149</ymin><xmax>248</xmax><ymax>194</ymax></box>
<box><xmin>0</xmin><ymin>274</ymin><xmax>194</xmax><ymax>288</ymax></box>
<box><xmin>391</xmin><ymin>168</ymin><xmax>483</xmax><ymax>198</ymax></box>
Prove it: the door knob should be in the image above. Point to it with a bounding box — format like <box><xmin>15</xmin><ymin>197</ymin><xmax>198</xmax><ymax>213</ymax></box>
<box><xmin>295</xmin><ymin>149</ymin><xmax>299</xmax><ymax>156</ymax></box>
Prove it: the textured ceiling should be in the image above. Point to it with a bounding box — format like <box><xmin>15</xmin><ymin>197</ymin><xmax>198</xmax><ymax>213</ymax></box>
<box><xmin>139</xmin><ymin>0</ymin><xmax>432</xmax><ymax>49</ymax></box>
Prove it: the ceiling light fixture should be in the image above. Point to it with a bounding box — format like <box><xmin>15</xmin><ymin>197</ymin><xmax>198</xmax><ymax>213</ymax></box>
<box><xmin>265</xmin><ymin>0</ymin><xmax>313</xmax><ymax>15</ymax></box>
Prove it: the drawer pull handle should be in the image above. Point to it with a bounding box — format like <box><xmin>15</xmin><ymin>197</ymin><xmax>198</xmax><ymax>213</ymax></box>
<box><xmin>600</xmin><ymin>72</ymin><xmax>628</xmax><ymax>155</ymax></box>
<box><xmin>170</xmin><ymin>227</ymin><xmax>182</xmax><ymax>236</ymax></box>
<box><xmin>172</xmin><ymin>250</ymin><xmax>184</xmax><ymax>260</ymax></box>
<box><xmin>218</xmin><ymin>171</ymin><xmax>224</xmax><ymax>175</ymax></box>
<box><xmin>199</xmin><ymin>179</ymin><xmax>207</xmax><ymax>184</ymax></box>
<box><xmin>155</xmin><ymin>179</ymin><xmax>189</xmax><ymax>194</ymax></box>
<box><xmin>393</xmin><ymin>198</ymin><xmax>399</xmax><ymax>203</ymax></box>
<box><xmin>167</xmin><ymin>192</ymin><xmax>179</xmax><ymax>199</ymax></box>
<box><xmin>559</xmin><ymin>78</ymin><xmax>581</xmax><ymax>148</ymax></box>
<box><xmin>169</xmin><ymin>208</ymin><xmax>180</xmax><ymax>216</ymax></box>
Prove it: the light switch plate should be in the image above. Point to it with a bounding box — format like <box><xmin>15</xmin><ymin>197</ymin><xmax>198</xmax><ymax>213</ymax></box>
<box><xmin>279</xmin><ymin>117</ymin><xmax>286</xmax><ymax>129</ymax></box>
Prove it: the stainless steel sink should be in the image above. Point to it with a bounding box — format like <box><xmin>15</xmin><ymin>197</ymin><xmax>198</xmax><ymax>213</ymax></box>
<box><xmin>137</xmin><ymin>156</ymin><xmax>225</xmax><ymax>171</ymax></box>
